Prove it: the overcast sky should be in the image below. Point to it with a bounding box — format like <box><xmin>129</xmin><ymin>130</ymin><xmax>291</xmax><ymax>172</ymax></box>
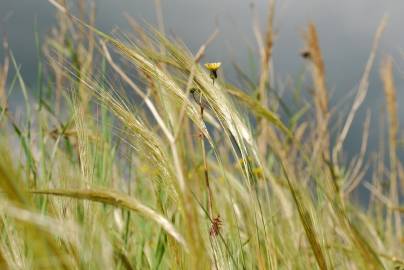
<box><xmin>1</xmin><ymin>0</ymin><xmax>403</xmax><ymax>168</ymax></box>
<box><xmin>1</xmin><ymin>1</ymin><xmax>404</xmax><ymax>82</ymax></box>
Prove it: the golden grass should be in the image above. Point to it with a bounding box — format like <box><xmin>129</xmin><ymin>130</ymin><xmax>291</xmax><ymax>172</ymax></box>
<box><xmin>303</xmin><ymin>23</ymin><xmax>330</xmax><ymax>162</ymax></box>
<box><xmin>380</xmin><ymin>56</ymin><xmax>402</xmax><ymax>242</ymax></box>
<box><xmin>0</xmin><ymin>38</ymin><xmax>9</xmax><ymax>111</ymax></box>
<box><xmin>0</xmin><ymin>1</ymin><xmax>402</xmax><ymax>269</ymax></box>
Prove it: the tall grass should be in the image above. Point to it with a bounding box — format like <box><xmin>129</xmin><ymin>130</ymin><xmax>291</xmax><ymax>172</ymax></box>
<box><xmin>0</xmin><ymin>1</ymin><xmax>402</xmax><ymax>269</ymax></box>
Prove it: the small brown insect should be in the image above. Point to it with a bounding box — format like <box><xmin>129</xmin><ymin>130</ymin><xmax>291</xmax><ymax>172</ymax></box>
<box><xmin>209</xmin><ymin>215</ymin><xmax>222</xmax><ymax>237</ymax></box>
<box><xmin>300</xmin><ymin>49</ymin><xmax>311</xmax><ymax>59</ymax></box>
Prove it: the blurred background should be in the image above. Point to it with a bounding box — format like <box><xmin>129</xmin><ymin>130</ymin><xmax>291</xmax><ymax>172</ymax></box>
<box><xmin>1</xmin><ymin>0</ymin><xmax>403</xmax><ymax>182</ymax></box>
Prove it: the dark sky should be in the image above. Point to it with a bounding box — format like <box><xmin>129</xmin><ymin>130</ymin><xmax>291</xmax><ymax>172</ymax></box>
<box><xmin>1</xmin><ymin>0</ymin><xmax>403</xmax><ymax>176</ymax></box>
<box><xmin>1</xmin><ymin>0</ymin><xmax>404</xmax><ymax>85</ymax></box>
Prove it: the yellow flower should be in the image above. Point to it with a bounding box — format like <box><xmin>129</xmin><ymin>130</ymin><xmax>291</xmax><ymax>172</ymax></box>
<box><xmin>204</xmin><ymin>62</ymin><xmax>221</xmax><ymax>72</ymax></box>
<box><xmin>204</xmin><ymin>62</ymin><xmax>221</xmax><ymax>84</ymax></box>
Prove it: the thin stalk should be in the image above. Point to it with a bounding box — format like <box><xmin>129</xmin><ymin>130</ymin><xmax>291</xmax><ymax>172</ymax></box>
<box><xmin>199</xmin><ymin>104</ymin><xmax>213</xmax><ymax>218</ymax></box>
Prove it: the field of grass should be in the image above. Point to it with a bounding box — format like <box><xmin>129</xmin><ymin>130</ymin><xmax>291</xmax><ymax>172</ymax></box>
<box><xmin>0</xmin><ymin>1</ymin><xmax>403</xmax><ymax>269</ymax></box>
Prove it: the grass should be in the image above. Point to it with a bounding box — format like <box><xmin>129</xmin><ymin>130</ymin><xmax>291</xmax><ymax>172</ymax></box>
<box><xmin>0</xmin><ymin>1</ymin><xmax>403</xmax><ymax>269</ymax></box>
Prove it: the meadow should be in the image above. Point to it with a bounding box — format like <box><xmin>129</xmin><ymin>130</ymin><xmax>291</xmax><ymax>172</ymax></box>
<box><xmin>0</xmin><ymin>1</ymin><xmax>403</xmax><ymax>269</ymax></box>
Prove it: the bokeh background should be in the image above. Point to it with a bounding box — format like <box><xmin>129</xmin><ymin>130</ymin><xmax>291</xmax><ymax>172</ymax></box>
<box><xmin>1</xmin><ymin>0</ymin><xmax>403</xmax><ymax>191</ymax></box>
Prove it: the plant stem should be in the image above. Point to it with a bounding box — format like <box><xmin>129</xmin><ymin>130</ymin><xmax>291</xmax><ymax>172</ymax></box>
<box><xmin>198</xmin><ymin>102</ymin><xmax>213</xmax><ymax>218</ymax></box>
